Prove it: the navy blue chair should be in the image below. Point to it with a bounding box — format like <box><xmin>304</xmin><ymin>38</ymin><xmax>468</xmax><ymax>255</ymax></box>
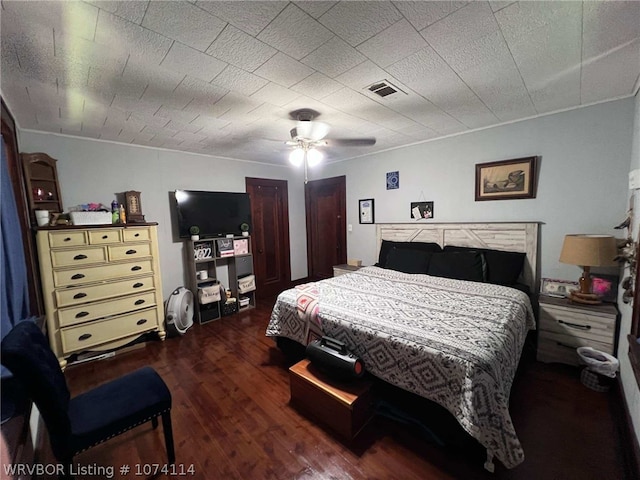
<box><xmin>0</xmin><ymin>321</ymin><xmax>175</xmax><ymax>477</ymax></box>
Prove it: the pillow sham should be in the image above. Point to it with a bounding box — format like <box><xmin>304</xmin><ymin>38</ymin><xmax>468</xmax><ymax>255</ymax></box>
<box><xmin>385</xmin><ymin>247</ymin><xmax>431</xmax><ymax>274</ymax></box>
<box><xmin>427</xmin><ymin>251</ymin><xmax>485</xmax><ymax>282</ymax></box>
<box><xmin>377</xmin><ymin>240</ymin><xmax>442</xmax><ymax>268</ymax></box>
<box><xmin>443</xmin><ymin>245</ymin><xmax>525</xmax><ymax>286</ymax></box>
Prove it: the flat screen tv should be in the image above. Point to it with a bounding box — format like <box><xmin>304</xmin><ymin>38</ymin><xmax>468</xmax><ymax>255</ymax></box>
<box><xmin>174</xmin><ymin>190</ymin><xmax>251</xmax><ymax>238</ymax></box>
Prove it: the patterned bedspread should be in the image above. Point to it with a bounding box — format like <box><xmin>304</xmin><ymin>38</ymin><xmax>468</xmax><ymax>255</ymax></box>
<box><xmin>266</xmin><ymin>266</ymin><xmax>535</xmax><ymax>469</ymax></box>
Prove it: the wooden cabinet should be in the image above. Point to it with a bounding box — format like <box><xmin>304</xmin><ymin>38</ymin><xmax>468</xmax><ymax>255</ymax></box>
<box><xmin>333</xmin><ymin>264</ymin><xmax>362</xmax><ymax>277</ymax></box>
<box><xmin>36</xmin><ymin>224</ymin><xmax>165</xmax><ymax>368</ymax></box>
<box><xmin>187</xmin><ymin>236</ymin><xmax>256</xmax><ymax>324</ymax></box>
<box><xmin>537</xmin><ymin>296</ymin><xmax>618</xmax><ymax>366</ymax></box>
<box><xmin>21</xmin><ymin>152</ymin><xmax>63</xmax><ymax>226</ymax></box>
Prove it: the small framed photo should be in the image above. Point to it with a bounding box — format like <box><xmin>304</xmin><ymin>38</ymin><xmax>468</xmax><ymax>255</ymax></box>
<box><xmin>475</xmin><ymin>156</ymin><xmax>537</xmax><ymax>201</ymax></box>
<box><xmin>592</xmin><ymin>274</ymin><xmax>619</xmax><ymax>303</ymax></box>
<box><xmin>541</xmin><ymin>278</ymin><xmax>578</xmax><ymax>298</ymax></box>
<box><xmin>410</xmin><ymin>201</ymin><xmax>434</xmax><ymax>220</ymax></box>
<box><xmin>386</xmin><ymin>171</ymin><xmax>399</xmax><ymax>190</ymax></box>
<box><xmin>359</xmin><ymin>199</ymin><xmax>374</xmax><ymax>224</ymax></box>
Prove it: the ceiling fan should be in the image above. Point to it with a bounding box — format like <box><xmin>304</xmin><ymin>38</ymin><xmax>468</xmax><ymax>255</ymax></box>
<box><xmin>286</xmin><ymin>109</ymin><xmax>376</xmax><ymax>183</ymax></box>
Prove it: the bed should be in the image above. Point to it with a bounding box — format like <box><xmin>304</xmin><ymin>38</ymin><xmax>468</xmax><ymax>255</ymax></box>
<box><xmin>267</xmin><ymin>222</ymin><xmax>539</xmax><ymax>470</ymax></box>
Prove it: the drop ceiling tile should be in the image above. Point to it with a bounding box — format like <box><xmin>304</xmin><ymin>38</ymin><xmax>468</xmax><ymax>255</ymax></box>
<box><xmin>161</xmin><ymin>42</ymin><xmax>227</xmax><ymax>83</ymax></box>
<box><xmin>142</xmin><ymin>1</ymin><xmax>226</xmax><ymax>52</ymax></box>
<box><xmin>2</xmin><ymin>0</ymin><xmax>98</xmax><ymax>41</ymax></box>
<box><xmin>388</xmin><ymin>47</ymin><xmax>497</xmax><ymax>129</ymax></box>
<box><xmin>301</xmin><ymin>36</ymin><xmax>366</xmax><ymax>77</ymax></box>
<box><xmin>581</xmin><ymin>39</ymin><xmax>640</xmax><ymax>104</ymax></box>
<box><xmin>394</xmin><ymin>1</ymin><xmax>468</xmax><ymax>31</ymax></box>
<box><xmin>87</xmin><ymin>66</ymin><xmax>146</xmax><ymax>101</ymax></box>
<box><xmin>165</xmin><ymin>120</ymin><xmax>204</xmax><ymax>134</ymax></box>
<box><xmin>334</xmin><ymin>61</ymin><xmax>389</xmax><ymax>90</ymax></box>
<box><xmin>4</xmin><ymin>27</ymin><xmax>55</xmax><ymax>76</ymax></box>
<box><xmin>318</xmin><ymin>2</ymin><xmax>401</xmax><ymax>47</ymax></box>
<box><xmin>321</xmin><ymin>87</ymin><xmax>377</xmax><ymax>114</ymax></box>
<box><xmin>207</xmin><ymin>92</ymin><xmax>264</xmax><ymax>119</ymax></box>
<box><xmin>291</xmin><ymin>72</ymin><xmax>343</xmax><ymax>100</ymax></box>
<box><xmin>196</xmin><ymin>1</ymin><xmax>288</xmax><ymax>36</ymax></box>
<box><xmin>95</xmin><ymin>10</ymin><xmax>172</xmax><ymax>65</ymax></box>
<box><xmin>488</xmin><ymin>1</ymin><xmax>515</xmax><ymax>13</ymax></box>
<box><xmin>250</xmin><ymin>82</ymin><xmax>301</xmax><ymax>107</ymax></box>
<box><xmin>253</xmin><ymin>52</ymin><xmax>314</xmax><ymax>87</ymax></box>
<box><xmin>582</xmin><ymin>2</ymin><xmax>640</xmax><ymax>61</ymax></box>
<box><xmin>206</xmin><ymin>25</ymin><xmax>277</xmax><ymax>72</ymax></box>
<box><xmin>294</xmin><ymin>1</ymin><xmax>336</xmax><ymax>19</ymax></box>
<box><xmin>86</xmin><ymin>1</ymin><xmax>149</xmax><ymax>25</ymax></box>
<box><xmin>173</xmin><ymin>130</ymin><xmax>208</xmax><ymax>143</ymax></box>
<box><xmin>212</xmin><ymin>65</ymin><xmax>269</xmax><ymax>96</ymax></box>
<box><xmin>257</xmin><ymin>3</ymin><xmax>333</xmax><ymax>60</ymax></box>
<box><xmin>358</xmin><ymin>19</ymin><xmax>427</xmax><ymax>68</ymax></box>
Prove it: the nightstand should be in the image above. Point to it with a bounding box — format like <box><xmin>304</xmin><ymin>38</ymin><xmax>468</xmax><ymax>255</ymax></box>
<box><xmin>333</xmin><ymin>264</ymin><xmax>362</xmax><ymax>277</ymax></box>
<box><xmin>537</xmin><ymin>295</ymin><xmax>618</xmax><ymax>366</ymax></box>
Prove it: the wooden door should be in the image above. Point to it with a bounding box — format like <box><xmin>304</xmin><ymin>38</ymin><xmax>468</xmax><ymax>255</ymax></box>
<box><xmin>305</xmin><ymin>176</ymin><xmax>346</xmax><ymax>280</ymax></box>
<box><xmin>245</xmin><ymin>178</ymin><xmax>291</xmax><ymax>299</ymax></box>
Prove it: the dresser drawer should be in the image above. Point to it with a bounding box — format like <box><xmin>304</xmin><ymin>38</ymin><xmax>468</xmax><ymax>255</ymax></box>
<box><xmin>55</xmin><ymin>275</ymin><xmax>156</xmax><ymax>308</ymax></box>
<box><xmin>108</xmin><ymin>243</ymin><xmax>152</xmax><ymax>261</ymax></box>
<box><xmin>58</xmin><ymin>291</ymin><xmax>158</xmax><ymax>327</ymax></box>
<box><xmin>123</xmin><ymin>228</ymin><xmax>150</xmax><ymax>242</ymax></box>
<box><xmin>539</xmin><ymin>305</ymin><xmax>616</xmax><ymax>345</ymax></box>
<box><xmin>88</xmin><ymin>229</ymin><xmax>121</xmax><ymax>244</ymax></box>
<box><xmin>61</xmin><ymin>307</ymin><xmax>159</xmax><ymax>353</ymax></box>
<box><xmin>51</xmin><ymin>246</ymin><xmax>107</xmax><ymax>267</ymax></box>
<box><xmin>53</xmin><ymin>259</ymin><xmax>154</xmax><ymax>287</ymax></box>
<box><xmin>537</xmin><ymin>331</ymin><xmax>614</xmax><ymax>366</ymax></box>
<box><xmin>49</xmin><ymin>231</ymin><xmax>87</xmax><ymax>247</ymax></box>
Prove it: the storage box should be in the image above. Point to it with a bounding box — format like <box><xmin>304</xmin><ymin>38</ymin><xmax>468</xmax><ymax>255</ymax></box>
<box><xmin>289</xmin><ymin>359</ymin><xmax>373</xmax><ymax>440</ymax></box>
<box><xmin>216</xmin><ymin>238</ymin><xmax>234</xmax><ymax>257</ymax></box>
<box><xmin>238</xmin><ymin>274</ymin><xmax>256</xmax><ymax>294</ymax></box>
<box><xmin>198</xmin><ymin>282</ymin><xmax>221</xmax><ymax>305</ymax></box>
<box><xmin>239</xmin><ymin>296</ymin><xmax>250</xmax><ymax>308</ymax></box>
<box><xmin>69</xmin><ymin>211</ymin><xmax>112</xmax><ymax>225</ymax></box>
<box><xmin>221</xmin><ymin>300</ymin><xmax>237</xmax><ymax>316</ymax></box>
<box><xmin>233</xmin><ymin>238</ymin><xmax>249</xmax><ymax>255</ymax></box>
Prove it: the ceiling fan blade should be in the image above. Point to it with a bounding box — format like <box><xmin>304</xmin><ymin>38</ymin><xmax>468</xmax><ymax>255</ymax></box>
<box><xmin>325</xmin><ymin>138</ymin><xmax>377</xmax><ymax>147</ymax></box>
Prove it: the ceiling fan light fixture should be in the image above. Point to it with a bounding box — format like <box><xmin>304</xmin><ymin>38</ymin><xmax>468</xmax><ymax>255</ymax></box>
<box><xmin>289</xmin><ymin>148</ymin><xmax>304</xmax><ymax>166</ymax></box>
<box><xmin>307</xmin><ymin>148</ymin><xmax>323</xmax><ymax>167</ymax></box>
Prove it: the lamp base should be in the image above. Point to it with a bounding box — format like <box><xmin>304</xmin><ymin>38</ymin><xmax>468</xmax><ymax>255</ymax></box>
<box><xmin>568</xmin><ymin>290</ymin><xmax>602</xmax><ymax>305</ymax></box>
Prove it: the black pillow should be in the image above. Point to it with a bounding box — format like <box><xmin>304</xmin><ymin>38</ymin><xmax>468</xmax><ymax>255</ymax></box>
<box><xmin>377</xmin><ymin>240</ymin><xmax>442</xmax><ymax>268</ymax></box>
<box><xmin>443</xmin><ymin>245</ymin><xmax>525</xmax><ymax>286</ymax></box>
<box><xmin>427</xmin><ymin>251</ymin><xmax>485</xmax><ymax>282</ymax></box>
<box><xmin>385</xmin><ymin>247</ymin><xmax>431</xmax><ymax>274</ymax></box>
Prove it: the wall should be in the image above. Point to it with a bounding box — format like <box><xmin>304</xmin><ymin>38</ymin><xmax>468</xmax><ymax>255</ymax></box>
<box><xmin>618</xmin><ymin>90</ymin><xmax>640</xmax><ymax>448</ymax></box>
<box><xmin>16</xmin><ymin>132</ymin><xmax>310</xmax><ymax>294</ymax></box>
<box><xmin>319</xmin><ymin>98</ymin><xmax>633</xmax><ymax>282</ymax></box>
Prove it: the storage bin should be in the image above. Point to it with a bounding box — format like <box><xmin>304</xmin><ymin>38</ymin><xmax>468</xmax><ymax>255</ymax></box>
<box><xmin>221</xmin><ymin>300</ymin><xmax>237</xmax><ymax>316</ymax></box>
<box><xmin>238</xmin><ymin>274</ymin><xmax>256</xmax><ymax>294</ymax></box>
<box><xmin>198</xmin><ymin>281</ymin><xmax>221</xmax><ymax>305</ymax></box>
<box><xmin>69</xmin><ymin>211</ymin><xmax>112</xmax><ymax>225</ymax></box>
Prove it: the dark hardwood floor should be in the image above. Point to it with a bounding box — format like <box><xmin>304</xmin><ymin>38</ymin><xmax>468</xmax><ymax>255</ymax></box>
<box><xmin>55</xmin><ymin>299</ymin><xmax>630</xmax><ymax>480</ymax></box>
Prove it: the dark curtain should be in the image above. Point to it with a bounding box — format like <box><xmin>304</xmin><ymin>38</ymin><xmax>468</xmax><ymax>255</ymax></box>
<box><xmin>1</xmin><ymin>135</ymin><xmax>31</xmax><ymax>344</ymax></box>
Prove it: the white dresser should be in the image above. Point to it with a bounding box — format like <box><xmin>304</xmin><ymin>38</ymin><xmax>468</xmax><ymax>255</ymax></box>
<box><xmin>36</xmin><ymin>224</ymin><xmax>165</xmax><ymax>367</ymax></box>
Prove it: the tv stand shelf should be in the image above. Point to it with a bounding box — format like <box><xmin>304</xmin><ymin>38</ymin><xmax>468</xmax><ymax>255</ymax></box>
<box><xmin>186</xmin><ymin>236</ymin><xmax>256</xmax><ymax>324</ymax></box>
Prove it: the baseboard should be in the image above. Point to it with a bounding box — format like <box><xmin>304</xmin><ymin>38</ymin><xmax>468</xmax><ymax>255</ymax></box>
<box><xmin>615</xmin><ymin>377</ymin><xmax>640</xmax><ymax>479</ymax></box>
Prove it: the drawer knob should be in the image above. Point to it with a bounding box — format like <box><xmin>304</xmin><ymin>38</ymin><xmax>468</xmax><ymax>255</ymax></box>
<box><xmin>126</xmin><ymin>249</ymin><xmax>137</xmax><ymax>255</ymax></box>
<box><xmin>131</xmin><ymin>266</ymin><xmax>142</xmax><ymax>271</ymax></box>
<box><xmin>133</xmin><ymin>282</ymin><xmax>144</xmax><ymax>288</ymax></box>
<box><xmin>136</xmin><ymin>319</ymin><xmax>147</xmax><ymax>325</ymax></box>
<box><xmin>558</xmin><ymin>319</ymin><xmax>591</xmax><ymax>330</ymax></box>
<box><xmin>71</xmin><ymin>273</ymin><xmax>85</xmax><ymax>280</ymax></box>
<box><xmin>134</xmin><ymin>233</ymin><xmax>140</xmax><ymax>237</ymax></box>
<box><xmin>73</xmin><ymin>292</ymin><xmax>87</xmax><ymax>299</ymax></box>
<box><xmin>74</xmin><ymin>254</ymin><xmax>88</xmax><ymax>260</ymax></box>
<box><xmin>78</xmin><ymin>333</ymin><xmax>92</xmax><ymax>341</ymax></box>
<box><xmin>64</xmin><ymin>237</ymin><xmax>72</xmax><ymax>242</ymax></box>
<box><xmin>134</xmin><ymin>299</ymin><xmax>145</xmax><ymax>305</ymax></box>
<box><xmin>102</xmin><ymin>235</ymin><xmax>108</xmax><ymax>239</ymax></box>
<box><xmin>75</xmin><ymin>311</ymin><xmax>89</xmax><ymax>318</ymax></box>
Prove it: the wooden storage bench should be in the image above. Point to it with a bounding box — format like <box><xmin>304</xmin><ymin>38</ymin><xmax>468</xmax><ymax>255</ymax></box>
<box><xmin>289</xmin><ymin>359</ymin><xmax>373</xmax><ymax>440</ymax></box>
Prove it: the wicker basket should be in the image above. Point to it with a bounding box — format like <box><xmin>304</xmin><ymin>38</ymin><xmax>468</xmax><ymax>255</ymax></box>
<box><xmin>580</xmin><ymin>368</ymin><xmax>613</xmax><ymax>392</ymax></box>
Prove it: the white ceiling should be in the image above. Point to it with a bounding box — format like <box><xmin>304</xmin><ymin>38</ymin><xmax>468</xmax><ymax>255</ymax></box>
<box><xmin>1</xmin><ymin>1</ymin><xmax>639</xmax><ymax>166</ymax></box>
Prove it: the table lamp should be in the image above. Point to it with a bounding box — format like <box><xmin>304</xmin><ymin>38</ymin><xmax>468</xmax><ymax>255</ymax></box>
<box><xmin>559</xmin><ymin>234</ymin><xmax>618</xmax><ymax>304</ymax></box>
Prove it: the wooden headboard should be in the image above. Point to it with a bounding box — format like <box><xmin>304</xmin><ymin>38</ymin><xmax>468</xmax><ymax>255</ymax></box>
<box><xmin>376</xmin><ymin>222</ymin><xmax>540</xmax><ymax>292</ymax></box>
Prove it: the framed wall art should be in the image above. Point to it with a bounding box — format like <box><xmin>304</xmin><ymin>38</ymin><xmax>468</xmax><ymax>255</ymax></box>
<box><xmin>386</xmin><ymin>171</ymin><xmax>399</xmax><ymax>190</ymax></box>
<box><xmin>411</xmin><ymin>201</ymin><xmax>434</xmax><ymax>220</ymax></box>
<box><xmin>475</xmin><ymin>156</ymin><xmax>537</xmax><ymax>201</ymax></box>
<box><xmin>359</xmin><ymin>199</ymin><xmax>374</xmax><ymax>224</ymax></box>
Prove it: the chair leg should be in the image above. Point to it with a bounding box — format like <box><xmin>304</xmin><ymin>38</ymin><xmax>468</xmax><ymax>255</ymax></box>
<box><xmin>151</xmin><ymin>416</ymin><xmax>158</xmax><ymax>429</ymax></box>
<box><xmin>161</xmin><ymin>412</ymin><xmax>175</xmax><ymax>465</ymax></box>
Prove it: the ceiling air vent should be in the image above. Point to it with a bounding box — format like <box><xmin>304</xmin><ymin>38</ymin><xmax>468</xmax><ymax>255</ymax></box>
<box><xmin>365</xmin><ymin>80</ymin><xmax>406</xmax><ymax>99</ymax></box>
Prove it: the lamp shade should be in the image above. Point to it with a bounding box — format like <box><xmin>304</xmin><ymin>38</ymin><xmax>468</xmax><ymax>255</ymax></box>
<box><xmin>559</xmin><ymin>234</ymin><xmax>618</xmax><ymax>267</ymax></box>
<box><xmin>289</xmin><ymin>148</ymin><xmax>304</xmax><ymax>166</ymax></box>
